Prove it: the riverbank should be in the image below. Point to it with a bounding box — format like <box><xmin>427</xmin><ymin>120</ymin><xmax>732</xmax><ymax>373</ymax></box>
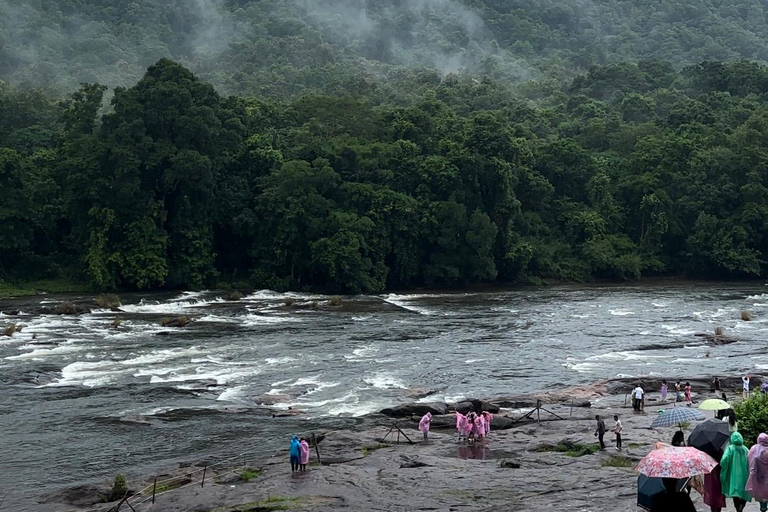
<box><xmin>42</xmin><ymin>377</ymin><xmax>761</xmax><ymax>512</ymax></box>
<box><xmin>0</xmin><ymin>278</ymin><xmax>91</xmax><ymax>298</ymax></box>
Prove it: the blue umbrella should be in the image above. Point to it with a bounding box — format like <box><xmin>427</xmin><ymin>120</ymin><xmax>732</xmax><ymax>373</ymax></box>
<box><xmin>651</xmin><ymin>407</ymin><xmax>706</xmax><ymax>428</ymax></box>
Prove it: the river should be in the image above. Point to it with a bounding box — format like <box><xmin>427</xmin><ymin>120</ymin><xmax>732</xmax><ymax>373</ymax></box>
<box><xmin>1</xmin><ymin>282</ymin><xmax>767</xmax><ymax>510</ymax></box>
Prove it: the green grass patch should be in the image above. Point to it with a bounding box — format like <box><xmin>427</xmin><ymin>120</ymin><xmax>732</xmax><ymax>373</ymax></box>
<box><xmin>601</xmin><ymin>455</ymin><xmax>635</xmax><ymax>468</ymax></box>
<box><xmin>154</xmin><ymin>479</ymin><xmax>188</xmax><ymax>494</ymax></box>
<box><xmin>264</xmin><ymin>496</ymin><xmax>300</xmax><ymax>504</ymax></box>
<box><xmin>537</xmin><ymin>442</ymin><xmax>600</xmax><ymax>457</ymax></box>
<box><xmin>628</xmin><ymin>443</ymin><xmax>642</xmax><ymax>449</ymax></box>
<box><xmin>0</xmin><ymin>278</ymin><xmax>90</xmax><ymax>298</ymax></box>
<box><xmin>361</xmin><ymin>443</ymin><xmax>389</xmax><ymax>456</ymax></box>
<box><xmin>241</xmin><ymin>469</ymin><xmax>261</xmax><ymax>482</ymax></box>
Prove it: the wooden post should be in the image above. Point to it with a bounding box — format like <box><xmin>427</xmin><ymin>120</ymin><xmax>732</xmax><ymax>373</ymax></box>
<box><xmin>201</xmin><ymin>464</ymin><xmax>207</xmax><ymax>488</ymax></box>
<box><xmin>151</xmin><ymin>477</ymin><xmax>157</xmax><ymax>504</ymax></box>
<box><xmin>312</xmin><ymin>433</ymin><xmax>321</xmax><ymax>463</ymax></box>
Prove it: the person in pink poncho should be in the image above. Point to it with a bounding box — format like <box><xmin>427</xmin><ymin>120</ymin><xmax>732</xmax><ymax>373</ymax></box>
<box><xmin>466</xmin><ymin>412</ymin><xmax>476</xmax><ymax>440</ymax></box>
<box><xmin>419</xmin><ymin>412</ymin><xmax>432</xmax><ymax>440</ymax></box>
<box><xmin>482</xmin><ymin>411</ymin><xmax>493</xmax><ymax>436</ymax></box>
<box><xmin>456</xmin><ymin>411</ymin><xmax>467</xmax><ymax>441</ymax></box>
<box><xmin>299</xmin><ymin>437</ymin><xmax>310</xmax><ymax>472</ymax></box>
<box><xmin>747</xmin><ymin>433</ymin><xmax>768</xmax><ymax>512</ymax></box>
<box><xmin>474</xmin><ymin>413</ymin><xmax>485</xmax><ymax>440</ymax></box>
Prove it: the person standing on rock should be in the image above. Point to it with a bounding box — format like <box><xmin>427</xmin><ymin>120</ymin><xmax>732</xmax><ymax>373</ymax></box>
<box><xmin>704</xmin><ymin>463</ymin><xmax>727</xmax><ymax>512</ymax></box>
<box><xmin>743</xmin><ymin>375</ymin><xmax>752</xmax><ymax>399</ymax></box>
<box><xmin>676</xmin><ymin>380</ymin><xmax>683</xmax><ymax>402</ymax></box>
<box><xmin>466</xmin><ymin>412</ymin><xmax>476</xmax><ymax>441</ymax></box>
<box><xmin>632</xmin><ymin>384</ymin><xmax>645</xmax><ymax>411</ymax></box>
<box><xmin>661</xmin><ymin>380</ymin><xmax>668</xmax><ymax>402</ymax></box>
<box><xmin>746</xmin><ymin>433</ymin><xmax>768</xmax><ymax>512</ymax></box>
<box><xmin>684</xmin><ymin>382</ymin><xmax>693</xmax><ymax>405</ymax></box>
<box><xmin>595</xmin><ymin>415</ymin><xmax>606</xmax><ymax>450</ymax></box>
<box><xmin>474</xmin><ymin>412</ymin><xmax>485</xmax><ymax>441</ymax></box>
<box><xmin>456</xmin><ymin>411</ymin><xmax>466</xmax><ymax>441</ymax></box>
<box><xmin>482</xmin><ymin>411</ymin><xmax>493</xmax><ymax>436</ymax></box>
<box><xmin>289</xmin><ymin>435</ymin><xmax>301</xmax><ymax>473</ymax></box>
<box><xmin>613</xmin><ymin>415</ymin><xmax>622</xmax><ymax>450</ymax></box>
<box><xmin>299</xmin><ymin>437</ymin><xmax>310</xmax><ymax>472</ymax></box>
<box><xmin>419</xmin><ymin>412</ymin><xmax>432</xmax><ymax>441</ymax></box>
<box><xmin>720</xmin><ymin>432</ymin><xmax>752</xmax><ymax>512</ymax></box>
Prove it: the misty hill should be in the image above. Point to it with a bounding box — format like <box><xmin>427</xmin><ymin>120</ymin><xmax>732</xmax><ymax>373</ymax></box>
<box><xmin>4</xmin><ymin>0</ymin><xmax>768</xmax><ymax>96</ymax></box>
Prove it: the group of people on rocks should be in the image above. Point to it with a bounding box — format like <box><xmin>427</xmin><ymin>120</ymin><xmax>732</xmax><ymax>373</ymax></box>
<box><xmin>288</xmin><ymin>435</ymin><xmax>310</xmax><ymax>473</ymax></box>
<box><xmin>454</xmin><ymin>410</ymin><xmax>494</xmax><ymax>441</ymax></box>
<box><xmin>416</xmin><ymin>409</ymin><xmax>495</xmax><ymax>441</ymax></box>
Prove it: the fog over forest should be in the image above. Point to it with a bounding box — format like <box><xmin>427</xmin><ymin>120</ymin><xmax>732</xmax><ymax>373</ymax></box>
<box><xmin>4</xmin><ymin>0</ymin><xmax>768</xmax><ymax>95</ymax></box>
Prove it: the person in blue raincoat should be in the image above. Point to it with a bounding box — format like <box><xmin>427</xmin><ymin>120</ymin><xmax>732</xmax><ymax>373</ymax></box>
<box><xmin>289</xmin><ymin>435</ymin><xmax>301</xmax><ymax>472</ymax></box>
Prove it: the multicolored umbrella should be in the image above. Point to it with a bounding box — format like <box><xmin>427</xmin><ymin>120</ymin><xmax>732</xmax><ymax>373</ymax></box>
<box><xmin>636</xmin><ymin>446</ymin><xmax>717</xmax><ymax>478</ymax></box>
<box><xmin>650</xmin><ymin>407</ymin><xmax>706</xmax><ymax>428</ymax></box>
<box><xmin>699</xmin><ymin>399</ymin><xmax>731</xmax><ymax>411</ymax></box>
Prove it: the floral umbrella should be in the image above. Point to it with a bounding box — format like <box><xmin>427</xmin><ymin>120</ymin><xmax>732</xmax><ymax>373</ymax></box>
<box><xmin>636</xmin><ymin>446</ymin><xmax>717</xmax><ymax>479</ymax></box>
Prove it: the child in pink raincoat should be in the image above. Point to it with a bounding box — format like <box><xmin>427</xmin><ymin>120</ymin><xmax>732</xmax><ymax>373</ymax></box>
<box><xmin>419</xmin><ymin>412</ymin><xmax>432</xmax><ymax>440</ymax></box>
<box><xmin>299</xmin><ymin>437</ymin><xmax>310</xmax><ymax>472</ymax></box>
<box><xmin>482</xmin><ymin>411</ymin><xmax>493</xmax><ymax>436</ymax></box>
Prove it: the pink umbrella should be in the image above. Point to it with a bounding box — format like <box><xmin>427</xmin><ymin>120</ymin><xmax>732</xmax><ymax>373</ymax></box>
<box><xmin>636</xmin><ymin>446</ymin><xmax>717</xmax><ymax>479</ymax></box>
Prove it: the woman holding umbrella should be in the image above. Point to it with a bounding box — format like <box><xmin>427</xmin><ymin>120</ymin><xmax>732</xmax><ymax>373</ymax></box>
<box><xmin>720</xmin><ymin>432</ymin><xmax>752</xmax><ymax>512</ymax></box>
<box><xmin>637</xmin><ymin>444</ymin><xmax>717</xmax><ymax>511</ymax></box>
<box><xmin>746</xmin><ymin>433</ymin><xmax>768</xmax><ymax>512</ymax></box>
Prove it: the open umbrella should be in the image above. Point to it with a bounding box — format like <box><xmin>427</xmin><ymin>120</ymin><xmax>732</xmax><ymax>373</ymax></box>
<box><xmin>651</xmin><ymin>407</ymin><xmax>706</xmax><ymax>429</ymax></box>
<box><xmin>637</xmin><ymin>475</ymin><xmax>687</xmax><ymax>511</ymax></box>
<box><xmin>699</xmin><ymin>399</ymin><xmax>730</xmax><ymax>411</ymax></box>
<box><xmin>636</xmin><ymin>446</ymin><xmax>717</xmax><ymax>478</ymax></box>
<box><xmin>687</xmin><ymin>418</ymin><xmax>730</xmax><ymax>460</ymax></box>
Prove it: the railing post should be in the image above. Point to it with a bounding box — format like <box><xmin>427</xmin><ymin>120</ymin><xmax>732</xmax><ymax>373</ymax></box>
<box><xmin>201</xmin><ymin>464</ymin><xmax>207</xmax><ymax>488</ymax></box>
<box><xmin>151</xmin><ymin>477</ymin><xmax>157</xmax><ymax>504</ymax></box>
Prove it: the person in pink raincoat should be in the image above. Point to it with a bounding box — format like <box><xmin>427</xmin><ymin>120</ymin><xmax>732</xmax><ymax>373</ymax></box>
<box><xmin>299</xmin><ymin>437</ymin><xmax>310</xmax><ymax>472</ymax></box>
<box><xmin>419</xmin><ymin>412</ymin><xmax>432</xmax><ymax>440</ymax></box>
<box><xmin>482</xmin><ymin>411</ymin><xmax>493</xmax><ymax>436</ymax></box>
<box><xmin>466</xmin><ymin>412</ymin><xmax>476</xmax><ymax>440</ymax></box>
<box><xmin>746</xmin><ymin>433</ymin><xmax>768</xmax><ymax>512</ymax></box>
<box><xmin>456</xmin><ymin>411</ymin><xmax>466</xmax><ymax>440</ymax></box>
<box><xmin>474</xmin><ymin>413</ymin><xmax>485</xmax><ymax>440</ymax></box>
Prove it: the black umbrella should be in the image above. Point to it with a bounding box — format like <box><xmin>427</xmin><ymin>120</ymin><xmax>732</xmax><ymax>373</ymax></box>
<box><xmin>637</xmin><ymin>475</ymin><xmax>687</xmax><ymax>510</ymax></box>
<box><xmin>687</xmin><ymin>418</ymin><xmax>730</xmax><ymax>460</ymax></box>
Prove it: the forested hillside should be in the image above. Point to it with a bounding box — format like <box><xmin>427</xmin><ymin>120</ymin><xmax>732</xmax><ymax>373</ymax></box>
<box><xmin>5</xmin><ymin>0</ymin><xmax>768</xmax><ymax>96</ymax></box>
<box><xmin>4</xmin><ymin>58</ymin><xmax>768</xmax><ymax>292</ymax></box>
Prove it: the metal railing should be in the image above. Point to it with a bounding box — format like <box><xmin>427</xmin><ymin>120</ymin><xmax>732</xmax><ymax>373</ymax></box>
<box><xmin>116</xmin><ymin>451</ymin><xmax>252</xmax><ymax>510</ymax></box>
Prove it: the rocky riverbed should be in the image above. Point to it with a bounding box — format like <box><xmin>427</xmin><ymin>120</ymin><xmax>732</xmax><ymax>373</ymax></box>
<box><xmin>40</xmin><ymin>377</ymin><xmax>766</xmax><ymax>512</ymax></box>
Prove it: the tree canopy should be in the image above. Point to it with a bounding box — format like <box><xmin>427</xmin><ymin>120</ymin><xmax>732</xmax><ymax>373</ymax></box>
<box><xmin>4</xmin><ymin>57</ymin><xmax>768</xmax><ymax>292</ymax></box>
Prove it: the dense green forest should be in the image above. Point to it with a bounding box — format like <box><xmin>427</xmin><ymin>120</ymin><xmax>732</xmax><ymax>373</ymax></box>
<box><xmin>4</xmin><ymin>56</ymin><xmax>768</xmax><ymax>293</ymax></box>
<box><xmin>4</xmin><ymin>0</ymin><xmax>768</xmax><ymax>292</ymax></box>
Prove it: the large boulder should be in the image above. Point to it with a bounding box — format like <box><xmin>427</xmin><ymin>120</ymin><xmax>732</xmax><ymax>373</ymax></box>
<box><xmin>380</xmin><ymin>402</ymin><xmax>447</xmax><ymax>417</ymax></box>
<box><xmin>453</xmin><ymin>399</ymin><xmax>501</xmax><ymax>414</ymax></box>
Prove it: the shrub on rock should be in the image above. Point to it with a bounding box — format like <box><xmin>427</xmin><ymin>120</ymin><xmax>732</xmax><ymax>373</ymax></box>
<box><xmin>95</xmin><ymin>294</ymin><xmax>121</xmax><ymax>308</ymax></box>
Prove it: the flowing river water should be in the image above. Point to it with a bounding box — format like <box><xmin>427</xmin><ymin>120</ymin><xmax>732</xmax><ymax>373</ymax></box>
<box><xmin>2</xmin><ymin>282</ymin><xmax>768</xmax><ymax>510</ymax></box>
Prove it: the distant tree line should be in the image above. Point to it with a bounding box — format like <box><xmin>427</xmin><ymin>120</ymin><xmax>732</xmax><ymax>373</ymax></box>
<box><xmin>3</xmin><ymin>58</ymin><xmax>768</xmax><ymax>292</ymax></box>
